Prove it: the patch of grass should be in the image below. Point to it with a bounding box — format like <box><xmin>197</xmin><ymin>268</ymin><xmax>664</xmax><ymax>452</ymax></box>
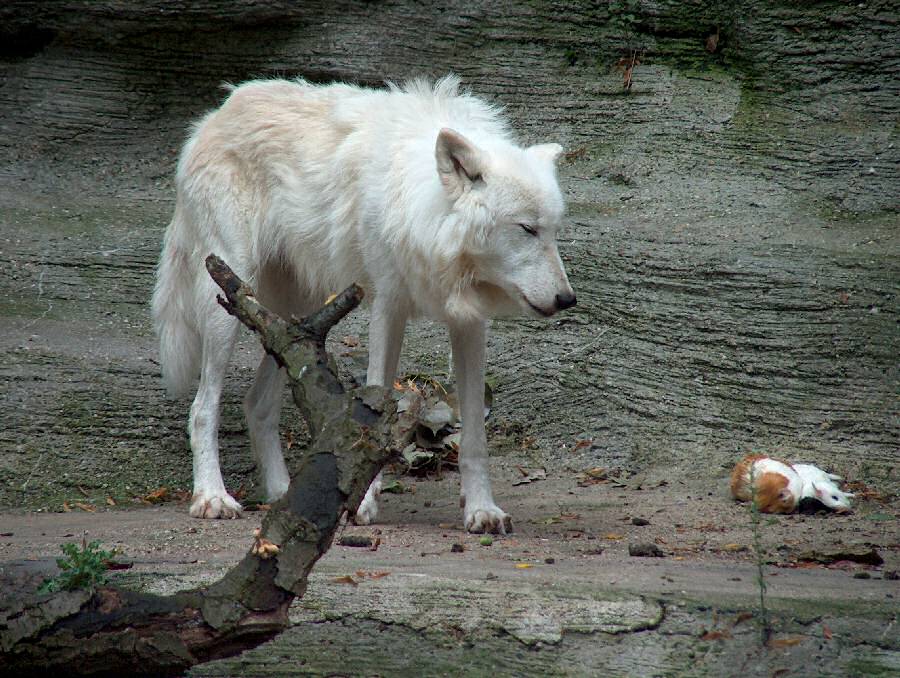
<box><xmin>39</xmin><ymin>538</ymin><xmax>117</xmax><ymax>593</ymax></box>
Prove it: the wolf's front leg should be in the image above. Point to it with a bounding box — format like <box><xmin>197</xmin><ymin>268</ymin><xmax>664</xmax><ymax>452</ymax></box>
<box><xmin>450</xmin><ymin>320</ymin><xmax>511</xmax><ymax>534</ymax></box>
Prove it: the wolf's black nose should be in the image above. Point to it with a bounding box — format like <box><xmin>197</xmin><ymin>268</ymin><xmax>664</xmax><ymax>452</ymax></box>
<box><xmin>555</xmin><ymin>292</ymin><xmax>577</xmax><ymax>310</ymax></box>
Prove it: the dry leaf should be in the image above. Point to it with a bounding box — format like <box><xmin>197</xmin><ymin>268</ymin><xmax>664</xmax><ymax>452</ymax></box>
<box><xmin>62</xmin><ymin>501</ymin><xmax>72</xmax><ymax>512</ymax></box>
<box><xmin>614</xmin><ymin>51</ymin><xmax>642</xmax><ymax>90</ymax></box>
<box><xmin>520</xmin><ymin>435</ymin><xmax>537</xmax><ymax>449</ymax></box>
<box><xmin>576</xmin><ymin>467</ymin><xmax>608</xmax><ymax>486</ymax></box>
<box><xmin>732</xmin><ymin>612</ymin><xmax>754</xmax><ymax>627</ymax></box>
<box><xmin>823</xmin><ymin>625</ymin><xmax>833</xmax><ymax>640</ymax></box>
<box><xmin>700</xmin><ymin>629</ymin><xmax>732</xmax><ymax>641</ymax></box>
<box><xmin>573</xmin><ymin>439</ymin><xmax>592</xmax><ymax>451</ymax></box>
<box><xmin>105</xmin><ymin>496</ymin><xmax>117</xmax><ymax>506</ymax></box>
<box><xmin>512</xmin><ymin>467</ymin><xmax>547</xmax><ymax>486</ymax></box>
<box><xmin>563</xmin><ymin>147</ymin><xmax>587</xmax><ymax>162</ymax></box>
<box><xmin>769</xmin><ymin>636</ymin><xmax>804</xmax><ymax>648</ymax></box>
<box><xmin>722</xmin><ymin>543</ymin><xmax>748</xmax><ymax>552</ymax></box>
<box><xmin>332</xmin><ymin>575</ymin><xmax>358</xmax><ymax>586</ymax></box>
<box><xmin>74</xmin><ymin>502</ymin><xmax>96</xmax><ymax>513</ymax></box>
<box><xmin>603</xmin><ymin>533</ymin><xmax>624</xmax><ymax>540</ymax></box>
<box><xmin>515</xmin><ymin>563</ymin><xmax>534</xmax><ymax>569</ymax></box>
<box><xmin>143</xmin><ymin>487</ymin><xmax>169</xmax><ymax>504</ymax></box>
<box><xmin>251</xmin><ymin>528</ymin><xmax>280</xmax><ymax>559</ymax></box>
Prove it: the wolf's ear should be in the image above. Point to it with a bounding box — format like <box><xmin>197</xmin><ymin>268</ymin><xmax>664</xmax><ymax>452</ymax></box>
<box><xmin>528</xmin><ymin>143</ymin><xmax>564</xmax><ymax>165</ymax></box>
<box><xmin>436</xmin><ymin>128</ymin><xmax>484</xmax><ymax>199</ymax></box>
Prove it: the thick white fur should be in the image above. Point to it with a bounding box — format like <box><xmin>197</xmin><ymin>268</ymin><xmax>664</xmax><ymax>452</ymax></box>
<box><xmin>151</xmin><ymin>76</ymin><xmax>574</xmax><ymax>532</ymax></box>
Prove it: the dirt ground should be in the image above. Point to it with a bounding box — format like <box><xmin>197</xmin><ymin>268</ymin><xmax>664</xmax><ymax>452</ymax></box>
<box><xmin>1</xmin><ymin>472</ymin><xmax>897</xmax><ymax>676</ymax></box>
<box><xmin>1</xmin><ymin>4</ymin><xmax>899</xmax><ymax>673</ymax></box>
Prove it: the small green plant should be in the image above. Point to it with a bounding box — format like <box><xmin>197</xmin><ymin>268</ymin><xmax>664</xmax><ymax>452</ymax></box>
<box><xmin>748</xmin><ymin>464</ymin><xmax>772</xmax><ymax>645</ymax></box>
<box><xmin>39</xmin><ymin>538</ymin><xmax>116</xmax><ymax>593</ymax></box>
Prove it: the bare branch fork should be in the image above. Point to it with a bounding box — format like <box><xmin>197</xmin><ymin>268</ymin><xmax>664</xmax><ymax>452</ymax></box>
<box><xmin>0</xmin><ymin>254</ymin><xmax>415</xmax><ymax>678</ymax></box>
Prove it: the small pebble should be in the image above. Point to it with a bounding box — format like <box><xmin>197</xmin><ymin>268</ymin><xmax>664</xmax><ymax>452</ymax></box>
<box><xmin>629</xmin><ymin>542</ymin><xmax>664</xmax><ymax>558</ymax></box>
<box><xmin>632</xmin><ymin>517</ymin><xmax>650</xmax><ymax>526</ymax></box>
<box><xmin>450</xmin><ymin>543</ymin><xmax>464</xmax><ymax>553</ymax></box>
<box><xmin>853</xmin><ymin>572</ymin><xmax>871</xmax><ymax>580</ymax></box>
<box><xmin>544</xmin><ymin>557</ymin><xmax>555</xmax><ymax>564</ymax></box>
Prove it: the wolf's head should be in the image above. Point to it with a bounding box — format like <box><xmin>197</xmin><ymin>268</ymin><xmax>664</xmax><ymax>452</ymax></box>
<box><xmin>435</xmin><ymin>128</ymin><xmax>576</xmax><ymax>321</ymax></box>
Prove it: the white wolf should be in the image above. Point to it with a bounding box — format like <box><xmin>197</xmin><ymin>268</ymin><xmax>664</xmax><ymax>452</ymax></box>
<box><xmin>152</xmin><ymin>76</ymin><xmax>575</xmax><ymax>533</ymax></box>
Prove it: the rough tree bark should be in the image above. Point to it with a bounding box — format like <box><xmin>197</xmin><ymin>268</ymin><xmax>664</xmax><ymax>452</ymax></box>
<box><xmin>0</xmin><ymin>256</ymin><xmax>412</xmax><ymax>677</ymax></box>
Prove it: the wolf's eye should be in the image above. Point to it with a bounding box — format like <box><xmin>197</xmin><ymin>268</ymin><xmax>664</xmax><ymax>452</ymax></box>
<box><xmin>518</xmin><ymin>223</ymin><xmax>538</xmax><ymax>236</ymax></box>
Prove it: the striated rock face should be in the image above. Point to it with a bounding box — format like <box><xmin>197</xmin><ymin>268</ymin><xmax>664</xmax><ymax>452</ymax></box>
<box><xmin>0</xmin><ymin>1</ymin><xmax>897</xmax><ymax>508</ymax></box>
<box><xmin>2</xmin><ymin>1</ymin><xmax>897</xmax><ymax>208</ymax></box>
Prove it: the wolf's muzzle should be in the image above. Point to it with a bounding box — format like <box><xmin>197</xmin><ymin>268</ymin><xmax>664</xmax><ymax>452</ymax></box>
<box><xmin>555</xmin><ymin>292</ymin><xmax>577</xmax><ymax>311</ymax></box>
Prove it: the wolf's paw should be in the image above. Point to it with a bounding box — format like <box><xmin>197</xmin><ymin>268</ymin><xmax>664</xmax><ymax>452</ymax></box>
<box><xmin>465</xmin><ymin>504</ymin><xmax>512</xmax><ymax>534</ymax></box>
<box><xmin>353</xmin><ymin>476</ymin><xmax>382</xmax><ymax>526</ymax></box>
<box><xmin>353</xmin><ymin>487</ymin><xmax>381</xmax><ymax>525</ymax></box>
<box><xmin>353</xmin><ymin>497</ymin><xmax>378</xmax><ymax>525</ymax></box>
<box><xmin>190</xmin><ymin>491</ymin><xmax>243</xmax><ymax>519</ymax></box>
<box><xmin>265</xmin><ymin>477</ymin><xmax>290</xmax><ymax>503</ymax></box>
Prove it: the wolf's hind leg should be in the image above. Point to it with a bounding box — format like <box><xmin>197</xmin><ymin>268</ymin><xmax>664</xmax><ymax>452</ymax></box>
<box><xmin>245</xmin><ymin>354</ymin><xmax>290</xmax><ymax>502</ymax></box>
<box><xmin>355</xmin><ymin>292</ymin><xmax>408</xmax><ymax>525</ymax></box>
<box><xmin>189</xmin><ymin>307</ymin><xmax>243</xmax><ymax>519</ymax></box>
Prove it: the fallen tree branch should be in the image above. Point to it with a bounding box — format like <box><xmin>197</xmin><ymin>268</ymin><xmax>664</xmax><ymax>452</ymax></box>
<box><xmin>0</xmin><ymin>255</ymin><xmax>413</xmax><ymax>677</ymax></box>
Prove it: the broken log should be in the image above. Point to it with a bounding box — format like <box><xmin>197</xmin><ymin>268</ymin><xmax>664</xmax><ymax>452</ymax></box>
<box><xmin>0</xmin><ymin>255</ymin><xmax>412</xmax><ymax>677</ymax></box>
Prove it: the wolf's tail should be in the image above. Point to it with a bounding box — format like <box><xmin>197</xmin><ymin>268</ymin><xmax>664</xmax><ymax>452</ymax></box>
<box><xmin>151</xmin><ymin>208</ymin><xmax>201</xmax><ymax>398</ymax></box>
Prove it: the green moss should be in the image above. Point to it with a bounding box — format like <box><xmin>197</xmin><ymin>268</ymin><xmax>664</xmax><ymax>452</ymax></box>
<box><xmin>844</xmin><ymin>658</ymin><xmax>900</xmax><ymax>677</ymax></box>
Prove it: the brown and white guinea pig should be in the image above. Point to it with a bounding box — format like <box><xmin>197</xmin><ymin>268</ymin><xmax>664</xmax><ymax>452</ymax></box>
<box><xmin>730</xmin><ymin>454</ymin><xmax>803</xmax><ymax>514</ymax></box>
